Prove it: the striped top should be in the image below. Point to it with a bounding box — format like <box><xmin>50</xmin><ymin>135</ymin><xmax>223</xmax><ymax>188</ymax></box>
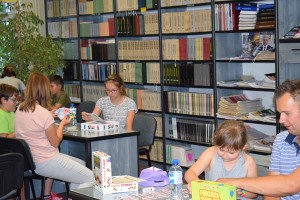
<box><xmin>269</xmin><ymin>131</ymin><xmax>300</xmax><ymax>200</ymax></box>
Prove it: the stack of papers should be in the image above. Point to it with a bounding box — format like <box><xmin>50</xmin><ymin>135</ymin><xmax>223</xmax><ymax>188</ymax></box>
<box><xmin>218</xmin><ymin>94</ymin><xmax>263</xmax><ymax>117</ymax></box>
<box><xmin>248</xmin><ymin>109</ymin><xmax>276</xmax><ymax>123</ymax></box>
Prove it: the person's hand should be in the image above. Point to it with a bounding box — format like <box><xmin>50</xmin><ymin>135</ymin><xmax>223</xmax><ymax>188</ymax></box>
<box><xmin>217</xmin><ymin>178</ymin><xmax>228</xmax><ymax>183</ymax></box>
<box><xmin>61</xmin><ymin>115</ymin><xmax>72</xmax><ymax>126</ymax></box>
<box><xmin>187</xmin><ymin>182</ymin><xmax>192</xmax><ymax>194</ymax></box>
<box><xmin>81</xmin><ymin>111</ymin><xmax>91</xmax><ymax>121</ymax></box>
<box><xmin>236</xmin><ymin>188</ymin><xmax>243</xmax><ymax>196</ymax></box>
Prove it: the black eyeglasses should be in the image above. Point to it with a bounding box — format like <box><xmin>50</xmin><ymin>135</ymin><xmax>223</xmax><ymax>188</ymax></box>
<box><xmin>8</xmin><ymin>97</ymin><xmax>18</xmax><ymax>104</ymax></box>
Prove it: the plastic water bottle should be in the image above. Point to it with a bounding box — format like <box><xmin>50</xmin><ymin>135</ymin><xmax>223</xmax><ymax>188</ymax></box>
<box><xmin>169</xmin><ymin>159</ymin><xmax>183</xmax><ymax>200</ymax></box>
<box><xmin>70</xmin><ymin>103</ymin><xmax>77</xmax><ymax>126</ymax></box>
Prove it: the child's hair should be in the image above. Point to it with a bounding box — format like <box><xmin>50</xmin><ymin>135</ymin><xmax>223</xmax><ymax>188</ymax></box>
<box><xmin>0</xmin><ymin>84</ymin><xmax>19</xmax><ymax>104</ymax></box>
<box><xmin>20</xmin><ymin>72</ymin><xmax>52</xmax><ymax>112</ymax></box>
<box><xmin>214</xmin><ymin>120</ymin><xmax>248</xmax><ymax>151</ymax></box>
<box><xmin>1</xmin><ymin>66</ymin><xmax>16</xmax><ymax>78</ymax></box>
<box><xmin>49</xmin><ymin>75</ymin><xmax>64</xmax><ymax>89</ymax></box>
<box><xmin>105</xmin><ymin>74</ymin><xmax>126</xmax><ymax>95</ymax></box>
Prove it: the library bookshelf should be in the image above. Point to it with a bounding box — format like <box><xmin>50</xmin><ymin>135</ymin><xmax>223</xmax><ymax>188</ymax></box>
<box><xmin>44</xmin><ymin>0</ymin><xmax>300</xmax><ymax>169</ymax></box>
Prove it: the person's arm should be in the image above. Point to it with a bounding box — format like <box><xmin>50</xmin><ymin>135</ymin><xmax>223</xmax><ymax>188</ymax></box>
<box><xmin>263</xmin><ymin>172</ymin><xmax>281</xmax><ymax>200</ymax></box>
<box><xmin>184</xmin><ymin>147</ymin><xmax>214</xmax><ymax>191</ymax></box>
<box><xmin>218</xmin><ymin>166</ymin><xmax>300</xmax><ymax>197</ymax></box>
<box><xmin>45</xmin><ymin>117</ymin><xmax>71</xmax><ymax>148</ymax></box>
<box><xmin>81</xmin><ymin>106</ymin><xmax>101</xmax><ymax>122</ymax></box>
<box><xmin>0</xmin><ymin>132</ymin><xmax>15</xmax><ymax>138</ymax></box>
<box><xmin>239</xmin><ymin>155</ymin><xmax>257</xmax><ymax>199</ymax></box>
<box><xmin>125</xmin><ymin>110</ymin><xmax>135</xmax><ymax>130</ymax></box>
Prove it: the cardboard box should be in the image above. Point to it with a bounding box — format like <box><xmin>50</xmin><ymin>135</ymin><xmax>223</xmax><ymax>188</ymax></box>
<box><xmin>191</xmin><ymin>180</ymin><xmax>236</xmax><ymax>200</ymax></box>
<box><xmin>111</xmin><ymin>175</ymin><xmax>142</xmax><ymax>193</ymax></box>
<box><xmin>92</xmin><ymin>151</ymin><xmax>112</xmax><ymax>194</ymax></box>
<box><xmin>81</xmin><ymin>121</ymin><xmax>119</xmax><ymax>131</ymax></box>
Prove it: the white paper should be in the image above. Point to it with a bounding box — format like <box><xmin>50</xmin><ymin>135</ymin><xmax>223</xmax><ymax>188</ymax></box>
<box><xmin>85</xmin><ymin>113</ymin><xmax>107</xmax><ymax>123</ymax></box>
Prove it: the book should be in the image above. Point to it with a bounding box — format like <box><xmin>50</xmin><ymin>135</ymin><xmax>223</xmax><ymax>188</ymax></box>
<box><xmin>236</xmin><ymin>2</ymin><xmax>257</xmax><ymax>10</ymax></box>
<box><xmin>248</xmin><ymin>109</ymin><xmax>276</xmax><ymax>123</ymax></box>
<box><xmin>282</xmin><ymin>23</ymin><xmax>300</xmax><ymax>39</ymax></box>
<box><xmin>258</xmin><ymin>4</ymin><xmax>274</xmax><ymax>9</ymax></box>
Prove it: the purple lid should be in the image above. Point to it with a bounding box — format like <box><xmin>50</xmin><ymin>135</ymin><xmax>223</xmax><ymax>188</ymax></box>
<box><xmin>139</xmin><ymin>167</ymin><xmax>170</xmax><ymax>187</ymax></box>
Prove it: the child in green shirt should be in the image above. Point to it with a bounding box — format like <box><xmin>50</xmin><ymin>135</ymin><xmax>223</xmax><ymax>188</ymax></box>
<box><xmin>0</xmin><ymin>83</ymin><xmax>19</xmax><ymax>138</ymax></box>
<box><xmin>49</xmin><ymin>75</ymin><xmax>71</xmax><ymax>110</ymax></box>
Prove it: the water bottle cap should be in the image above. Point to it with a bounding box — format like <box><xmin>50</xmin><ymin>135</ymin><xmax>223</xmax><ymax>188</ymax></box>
<box><xmin>172</xmin><ymin>159</ymin><xmax>179</xmax><ymax>165</ymax></box>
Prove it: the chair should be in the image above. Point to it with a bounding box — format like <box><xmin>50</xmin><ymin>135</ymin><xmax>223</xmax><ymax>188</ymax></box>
<box><xmin>76</xmin><ymin>101</ymin><xmax>96</xmax><ymax>123</ymax></box>
<box><xmin>0</xmin><ymin>138</ymin><xmax>69</xmax><ymax>200</ymax></box>
<box><xmin>0</xmin><ymin>153</ymin><xmax>24</xmax><ymax>200</ymax></box>
<box><xmin>133</xmin><ymin>114</ymin><xmax>157</xmax><ymax>167</ymax></box>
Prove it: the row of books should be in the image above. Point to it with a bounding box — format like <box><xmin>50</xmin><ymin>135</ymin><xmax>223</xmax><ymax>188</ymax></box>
<box><xmin>143</xmin><ymin>139</ymin><xmax>163</xmax><ymax>162</ymax></box>
<box><xmin>81</xmin><ymin>39</ymin><xmax>116</xmax><ymax>60</ymax></box>
<box><xmin>79</xmin><ymin>19</ymin><xmax>114</xmax><ymax>37</ymax></box>
<box><xmin>63</xmin><ymin>62</ymin><xmax>80</xmax><ymax>81</ymax></box>
<box><xmin>163</xmin><ymin>63</ymin><xmax>213</xmax><ymax>86</ymax></box>
<box><xmin>82</xmin><ymin>85</ymin><xmax>106</xmax><ymax>103</ymax></box>
<box><xmin>215</xmin><ymin>3</ymin><xmax>238</xmax><ymax>31</ymax></box>
<box><xmin>162</xmin><ymin>9</ymin><xmax>211</xmax><ymax>34</ymax></box>
<box><xmin>217</xmin><ymin>94</ymin><xmax>263</xmax><ymax>118</ymax></box>
<box><xmin>238</xmin><ymin>3</ymin><xmax>275</xmax><ymax>30</ymax></box>
<box><xmin>166</xmin><ymin>91</ymin><xmax>214</xmax><ymax>116</ymax></box>
<box><xmin>166</xmin><ymin>144</ymin><xmax>195</xmax><ymax>167</ymax></box>
<box><xmin>48</xmin><ymin>21</ymin><xmax>78</xmax><ymax>38</ymax></box>
<box><xmin>63</xmin><ymin>41</ymin><xmax>79</xmax><ymax>60</ymax></box>
<box><xmin>215</xmin><ymin>2</ymin><xmax>274</xmax><ymax>31</ymax></box>
<box><xmin>126</xmin><ymin>88</ymin><xmax>161</xmax><ymax>111</ymax></box>
<box><xmin>153</xmin><ymin>115</ymin><xmax>163</xmax><ymax>137</ymax></box>
<box><xmin>169</xmin><ymin>117</ymin><xmax>215</xmax><ymax>144</ymax></box>
<box><xmin>64</xmin><ymin>84</ymin><xmax>81</xmax><ymax>102</ymax></box>
<box><xmin>119</xmin><ymin>62</ymin><xmax>161</xmax><ymax>84</ymax></box>
<box><xmin>78</xmin><ymin>0</ymin><xmax>113</xmax><ymax>15</ymax></box>
<box><xmin>118</xmin><ymin>40</ymin><xmax>159</xmax><ymax>60</ymax></box>
<box><xmin>47</xmin><ymin>0</ymin><xmax>76</xmax><ymax>18</ymax></box>
<box><xmin>117</xmin><ymin>13</ymin><xmax>159</xmax><ymax>36</ymax></box>
<box><xmin>141</xmin><ymin>139</ymin><xmax>195</xmax><ymax>167</ymax></box>
<box><xmin>161</xmin><ymin>0</ymin><xmax>210</xmax><ymax>7</ymax></box>
<box><xmin>82</xmin><ymin>62</ymin><xmax>117</xmax><ymax>81</ymax></box>
<box><xmin>163</xmin><ymin>38</ymin><xmax>211</xmax><ymax>61</ymax></box>
<box><xmin>255</xmin><ymin>4</ymin><xmax>275</xmax><ymax>30</ymax></box>
<box><xmin>81</xmin><ymin>85</ymin><xmax>161</xmax><ymax>112</ymax></box>
<box><xmin>117</xmin><ymin>0</ymin><xmax>141</xmax><ymax>11</ymax></box>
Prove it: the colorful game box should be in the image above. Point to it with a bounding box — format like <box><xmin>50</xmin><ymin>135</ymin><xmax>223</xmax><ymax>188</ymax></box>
<box><xmin>191</xmin><ymin>180</ymin><xmax>236</xmax><ymax>200</ymax></box>
<box><xmin>111</xmin><ymin>175</ymin><xmax>142</xmax><ymax>193</ymax></box>
<box><xmin>92</xmin><ymin>151</ymin><xmax>142</xmax><ymax>194</ymax></box>
<box><xmin>81</xmin><ymin>121</ymin><xmax>119</xmax><ymax>131</ymax></box>
<box><xmin>92</xmin><ymin>151</ymin><xmax>112</xmax><ymax>194</ymax></box>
